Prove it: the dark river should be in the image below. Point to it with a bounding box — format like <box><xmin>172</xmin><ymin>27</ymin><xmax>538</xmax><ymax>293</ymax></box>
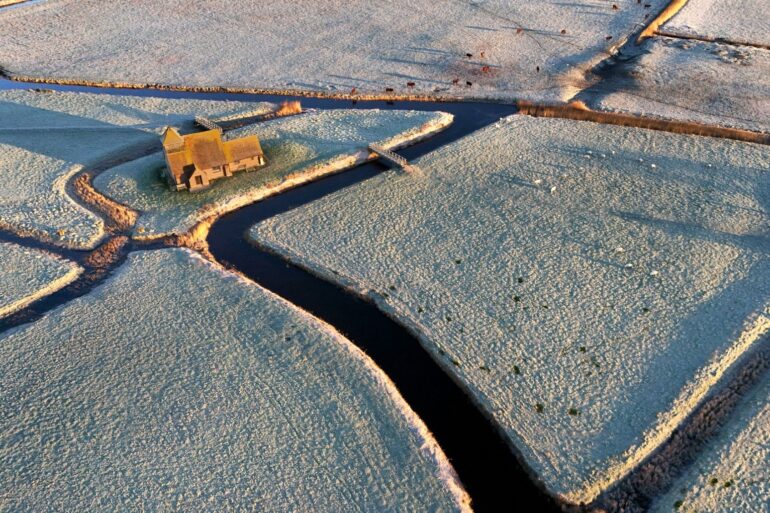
<box><xmin>0</xmin><ymin>77</ymin><xmax>562</xmax><ymax>512</ymax></box>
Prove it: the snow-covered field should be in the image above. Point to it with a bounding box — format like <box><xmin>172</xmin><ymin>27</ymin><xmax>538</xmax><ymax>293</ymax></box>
<box><xmin>660</xmin><ymin>0</ymin><xmax>770</xmax><ymax>47</ymax></box>
<box><xmin>251</xmin><ymin>115</ymin><xmax>770</xmax><ymax>503</ymax></box>
<box><xmin>0</xmin><ymin>241</ymin><xmax>81</xmax><ymax>318</ymax></box>
<box><xmin>0</xmin><ymin>90</ymin><xmax>273</xmax><ymax>248</ymax></box>
<box><xmin>0</xmin><ymin>0</ymin><xmax>667</xmax><ymax>102</ymax></box>
<box><xmin>93</xmin><ymin>109</ymin><xmax>452</xmax><ymax>240</ymax></box>
<box><xmin>584</xmin><ymin>37</ymin><xmax>770</xmax><ymax>133</ymax></box>
<box><xmin>0</xmin><ymin>248</ymin><xmax>470</xmax><ymax>512</ymax></box>
<box><xmin>584</xmin><ymin>0</ymin><xmax>770</xmax><ymax>133</ymax></box>
<box><xmin>650</xmin><ymin>366</ymin><xmax>770</xmax><ymax>513</ymax></box>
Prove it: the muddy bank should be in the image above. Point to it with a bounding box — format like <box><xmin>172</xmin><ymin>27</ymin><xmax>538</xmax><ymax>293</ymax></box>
<box><xmin>518</xmin><ymin>101</ymin><xmax>770</xmax><ymax>144</ymax></box>
<box><xmin>0</xmin><ymin>234</ymin><xmax>132</xmax><ymax>331</ymax></box>
<box><xmin>637</xmin><ymin>0</ymin><xmax>690</xmax><ymax>42</ymax></box>
<box><xmin>1</xmin><ymin>72</ymin><xmax>494</xmax><ymax>104</ymax></box>
<box><xmin>73</xmin><ymin>173</ymin><xmax>137</xmax><ymax>231</ymax></box>
<box><xmin>594</xmin><ymin>345</ymin><xmax>770</xmax><ymax>513</ymax></box>
<box><xmin>652</xmin><ymin>29</ymin><xmax>770</xmax><ymax>50</ymax></box>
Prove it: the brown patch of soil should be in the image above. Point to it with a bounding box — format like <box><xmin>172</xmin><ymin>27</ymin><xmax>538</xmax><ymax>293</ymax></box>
<box><xmin>83</xmin><ymin>235</ymin><xmax>129</xmax><ymax>282</ymax></box>
<box><xmin>73</xmin><ymin>173</ymin><xmax>138</xmax><ymax>231</ymax></box>
<box><xmin>518</xmin><ymin>100</ymin><xmax>770</xmax><ymax>144</ymax></box>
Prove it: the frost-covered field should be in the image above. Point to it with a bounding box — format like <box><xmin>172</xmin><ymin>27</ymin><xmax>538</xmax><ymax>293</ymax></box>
<box><xmin>586</xmin><ymin>37</ymin><xmax>770</xmax><ymax>133</ymax></box>
<box><xmin>587</xmin><ymin>37</ymin><xmax>770</xmax><ymax>132</ymax></box>
<box><xmin>251</xmin><ymin>115</ymin><xmax>770</xmax><ymax>503</ymax></box>
<box><xmin>659</xmin><ymin>0</ymin><xmax>770</xmax><ymax>47</ymax></box>
<box><xmin>93</xmin><ymin>109</ymin><xmax>452</xmax><ymax>239</ymax></box>
<box><xmin>0</xmin><ymin>248</ymin><xmax>469</xmax><ymax>512</ymax></box>
<box><xmin>585</xmin><ymin>0</ymin><xmax>770</xmax><ymax>132</ymax></box>
<box><xmin>0</xmin><ymin>0</ymin><xmax>666</xmax><ymax>102</ymax></box>
<box><xmin>0</xmin><ymin>241</ymin><xmax>81</xmax><ymax>318</ymax></box>
<box><xmin>0</xmin><ymin>90</ymin><xmax>273</xmax><ymax>248</ymax></box>
<box><xmin>650</xmin><ymin>367</ymin><xmax>770</xmax><ymax>513</ymax></box>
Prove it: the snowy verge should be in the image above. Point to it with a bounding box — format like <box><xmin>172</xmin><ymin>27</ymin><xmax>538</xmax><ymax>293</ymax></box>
<box><xmin>0</xmin><ymin>241</ymin><xmax>81</xmax><ymax>318</ymax></box>
<box><xmin>649</xmin><ymin>359</ymin><xmax>770</xmax><ymax>513</ymax></box>
<box><xmin>660</xmin><ymin>0</ymin><xmax>770</xmax><ymax>48</ymax></box>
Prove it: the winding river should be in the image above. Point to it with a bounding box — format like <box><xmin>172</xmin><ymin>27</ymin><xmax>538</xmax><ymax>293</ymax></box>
<box><xmin>0</xmin><ymin>78</ymin><xmax>562</xmax><ymax>512</ymax></box>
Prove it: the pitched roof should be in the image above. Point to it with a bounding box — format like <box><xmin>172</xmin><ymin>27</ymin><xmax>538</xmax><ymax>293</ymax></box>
<box><xmin>161</xmin><ymin>128</ymin><xmax>266</xmax><ymax>187</ymax></box>
<box><xmin>166</xmin><ymin>151</ymin><xmax>188</xmax><ymax>178</ymax></box>
<box><xmin>162</xmin><ymin>127</ymin><xmax>184</xmax><ymax>150</ymax></box>
<box><xmin>182</xmin><ymin>130</ymin><xmax>227</xmax><ymax>171</ymax></box>
<box><xmin>223</xmin><ymin>135</ymin><xmax>264</xmax><ymax>162</ymax></box>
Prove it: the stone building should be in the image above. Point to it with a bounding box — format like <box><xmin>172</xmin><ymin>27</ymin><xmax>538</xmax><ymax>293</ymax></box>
<box><xmin>161</xmin><ymin>127</ymin><xmax>266</xmax><ymax>191</ymax></box>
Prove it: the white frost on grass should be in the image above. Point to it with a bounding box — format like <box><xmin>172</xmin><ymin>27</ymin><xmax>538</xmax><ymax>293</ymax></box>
<box><xmin>662</xmin><ymin>0</ymin><xmax>770</xmax><ymax>48</ymax></box>
<box><xmin>650</xmin><ymin>367</ymin><xmax>770</xmax><ymax>513</ymax></box>
<box><xmin>0</xmin><ymin>248</ymin><xmax>470</xmax><ymax>513</ymax></box>
<box><xmin>586</xmin><ymin>37</ymin><xmax>770</xmax><ymax>133</ymax></box>
<box><xmin>251</xmin><ymin>115</ymin><xmax>770</xmax><ymax>504</ymax></box>
<box><xmin>0</xmin><ymin>89</ymin><xmax>273</xmax><ymax>248</ymax></box>
<box><xmin>93</xmin><ymin>109</ymin><xmax>452</xmax><ymax>239</ymax></box>
<box><xmin>0</xmin><ymin>241</ymin><xmax>81</xmax><ymax>318</ymax></box>
<box><xmin>0</xmin><ymin>0</ymin><xmax>668</xmax><ymax>102</ymax></box>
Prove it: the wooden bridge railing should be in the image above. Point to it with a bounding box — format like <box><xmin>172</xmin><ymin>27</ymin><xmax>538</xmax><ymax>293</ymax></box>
<box><xmin>369</xmin><ymin>144</ymin><xmax>419</xmax><ymax>174</ymax></box>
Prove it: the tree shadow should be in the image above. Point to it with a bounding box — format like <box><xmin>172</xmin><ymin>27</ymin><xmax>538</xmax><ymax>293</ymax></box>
<box><xmin>464</xmin><ymin>25</ymin><xmax>498</xmax><ymax>32</ymax></box>
<box><xmin>587</xmin><ymin>255</ymin><xmax>770</xmax><ymax>460</ymax></box>
<box><xmin>0</xmin><ymin>100</ymin><xmax>152</xmax><ymax>163</ymax></box>
<box><xmin>611</xmin><ymin>210</ymin><xmax>769</xmax><ymax>255</ymax></box>
<box><xmin>579</xmin><ymin>202</ymin><xmax>770</xmax><ymax>457</ymax></box>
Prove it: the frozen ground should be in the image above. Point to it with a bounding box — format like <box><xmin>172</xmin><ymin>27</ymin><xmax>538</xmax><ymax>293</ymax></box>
<box><xmin>583</xmin><ymin>0</ymin><xmax>770</xmax><ymax>133</ymax></box>
<box><xmin>650</xmin><ymin>366</ymin><xmax>770</xmax><ymax>513</ymax></box>
<box><xmin>660</xmin><ymin>0</ymin><xmax>770</xmax><ymax>47</ymax></box>
<box><xmin>0</xmin><ymin>248</ymin><xmax>469</xmax><ymax>512</ymax></box>
<box><xmin>0</xmin><ymin>0</ymin><xmax>667</xmax><ymax>102</ymax></box>
<box><xmin>251</xmin><ymin>115</ymin><xmax>770</xmax><ymax>503</ymax></box>
<box><xmin>0</xmin><ymin>90</ymin><xmax>273</xmax><ymax>248</ymax></box>
<box><xmin>93</xmin><ymin>109</ymin><xmax>452</xmax><ymax>240</ymax></box>
<box><xmin>584</xmin><ymin>38</ymin><xmax>770</xmax><ymax>133</ymax></box>
<box><xmin>0</xmin><ymin>241</ymin><xmax>81</xmax><ymax>318</ymax></box>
